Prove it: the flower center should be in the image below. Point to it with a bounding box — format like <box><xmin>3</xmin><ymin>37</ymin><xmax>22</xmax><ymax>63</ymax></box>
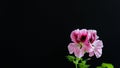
<box><xmin>78</xmin><ymin>42</ymin><xmax>83</xmax><ymax>48</ymax></box>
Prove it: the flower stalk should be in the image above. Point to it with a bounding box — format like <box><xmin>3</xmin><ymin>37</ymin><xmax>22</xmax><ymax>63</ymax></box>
<box><xmin>74</xmin><ymin>57</ymin><xmax>80</xmax><ymax>68</ymax></box>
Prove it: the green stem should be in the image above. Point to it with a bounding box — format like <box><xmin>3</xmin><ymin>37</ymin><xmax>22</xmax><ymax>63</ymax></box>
<box><xmin>75</xmin><ymin>63</ymin><xmax>77</xmax><ymax>68</ymax></box>
<box><xmin>74</xmin><ymin>57</ymin><xmax>81</xmax><ymax>68</ymax></box>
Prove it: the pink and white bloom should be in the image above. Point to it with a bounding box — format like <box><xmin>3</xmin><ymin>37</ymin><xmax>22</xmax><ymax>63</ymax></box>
<box><xmin>68</xmin><ymin>29</ymin><xmax>93</xmax><ymax>58</ymax></box>
<box><xmin>68</xmin><ymin>29</ymin><xmax>103</xmax><ymax>58</ymax></box>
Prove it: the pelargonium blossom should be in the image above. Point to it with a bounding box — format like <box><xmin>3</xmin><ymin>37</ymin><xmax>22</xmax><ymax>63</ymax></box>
<box><xmin>68</xmin><ymin>29</ymin><xmax>103</xmax><ymax>58</ymax></box>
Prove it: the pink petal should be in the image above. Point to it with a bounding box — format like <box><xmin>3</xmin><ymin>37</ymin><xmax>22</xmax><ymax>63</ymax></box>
<box><xmin>74</xmin><ymin>46</ymin><xmax>81</xmax><ymax>58</ymax></box>
<box><xmin>88</xmin><ymin>30</ymin><xmax>98</xmax><ymax>43</ymax></box>
<box><xmin>89</xmin><ymin>51</ymin><xmax>94</xmax><ymax>57</ymax></box>
<box><xmin>80</xmin><ymin>47</ymin><xmax>85</xmax><ymax>57</ymax></box>
<box><xmin>70</xmin><ymin>29</ymin><xmax>80</xmax><ymax>43</ymax></box>
<box><xmin>79</xmin><ymin>29</ymin><xmax>88</xmax><ymax>35</ymax></box>
<box><xmin>68</xmin><ymin>43</ymin><xmax>77</xmax><ymax>54</ymax></box>
<box><xmin>93</xmin><ymin>40</ymin><xmax>103</xmax><ymax>48</ymax></box>
<box><xmin>94</xmin><ymin>48</ymin><xmax>102</xmax><ymax>58</ymax></box>
<box><xmin>74</xmin><ymin>46</ymin><xmax>85</xmax><ymax>58</ymax></box>
<box><xmin>84</xmin><ymin>43</ymin><xmax>94</xmax><ymax>52</ymax></box>
<box><xmin>79</xmin><ymin>29</ymin><xmax>89</xmax><ymax>42</ymax></box>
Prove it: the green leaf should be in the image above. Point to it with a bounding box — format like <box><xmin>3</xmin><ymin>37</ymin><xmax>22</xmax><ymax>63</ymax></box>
<box><xmin>78</xmin><ymin>60</ymin><xmax>90</xmax><ymax>68</ymax></box>
<box><xmin>101</xmin><ymin>63</ymin><xmax>114</xmax><ymax>68</ymax></box>
<box><xmin>96</xmin><ymin>66</ymin><xmax>102</xmax><ymax>68</ymax></box>
<box><xmin>66</xmin><ymin>55</ymin><xmax>75</xmax><ymax>62</ymax></box>
<box><xmin>78</xmin><ymin>63</ymin><xmax>90</xmax><ymax>68</ymax></box>
<box><xmin>81</xmin><ymin>60</ymin><xmax>86</xmax><ymax>65</ymax></box>
<box><xmin>96</xmin><ymin>63</ymin><xmax>114</xmax><ymax>68</ymax></box>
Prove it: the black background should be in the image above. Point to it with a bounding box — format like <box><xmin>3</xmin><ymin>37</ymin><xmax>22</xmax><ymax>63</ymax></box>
<box><xmin>1</xmin><ymin>0</ymin><xmax>120</xmax><ymax>68</ymax></box>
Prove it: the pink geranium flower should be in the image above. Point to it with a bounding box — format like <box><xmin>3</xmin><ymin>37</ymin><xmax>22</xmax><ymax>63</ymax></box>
<box><xmin>68</xmin><ymin>29</ymin><xmax>93</xmax><ymax>58</ymax></box>
<box><xmin>68</xmin><ymin>29</ymin><xmax>103</xmax><ymax>58</ymax></box>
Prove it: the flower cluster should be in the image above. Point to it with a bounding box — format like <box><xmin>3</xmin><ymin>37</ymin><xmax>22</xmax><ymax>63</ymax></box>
<box><xmin>68</xmin><ymin>29</ymin><xmax>103</xmax><ymax>58</ymax></box>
